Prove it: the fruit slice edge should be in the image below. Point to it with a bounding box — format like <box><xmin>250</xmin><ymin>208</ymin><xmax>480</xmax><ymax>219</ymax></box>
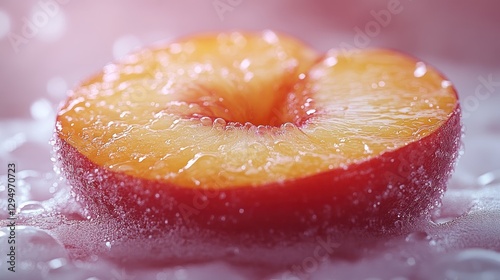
<box><xmin>55</xmin><ymin>32</ymin><xmax>459</xmax><ymax>189</ymax></box>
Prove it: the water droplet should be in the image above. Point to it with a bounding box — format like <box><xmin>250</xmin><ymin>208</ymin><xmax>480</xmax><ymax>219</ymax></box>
<box><xmin>441</xmin><ymin>80</ymin><xmax>452</xmax><ymax>88</ymax></box>
<box><xmin>181</xmin><ymin>153</ymin><xmax>215</xmax><ymax>171</ymax></box>
<box><xmin>281</xmin><ymin>122</ymin><xmax>296</xmax><ymax>131</ymax></box>
<box><xmin>239</xmin><ymin>208</ymin><xmax>245</xmax><ymax>214</ymax></box>
<box><xmin>200</xmin><ymin>116</ymin><xmax>212</xmax><ymax>126</ymax></box>
<box><xmin>363</xmin><ymin>144</ymin><xmax>373</xmax><ymax>154</ymax></box>
<box><xmin>244</xmin><ymin>72</ymin><xmax>254</xmax><ymax>82</ymax></box>
<box><xmin>213</xmin><ymin>118</ymin><xmax>226</xmax><ymax>129</ymax></box>
<box><xmin>263</xmin><ymin>30</ymin><xmax>279</xmax><ymax>44</ymax></box>
<box><xmin>414</xmin><ymin>62</ymin><xmax>427</xmax><ymax>78</ymax></box>
<box><xmin>306</xmin><ymin>109</ymin><xmax>316</xmax><ymax>115</ymax></box>
<box><xmin>239</xmin><ymin>58</ymin><xmax>251</xmax><ymax>69</ymax></box>
<box><xmin>323</xmin><ymin>56</ymin><xmax>338</xmax><ymax>67</ymax></box>
<box><xmin>18</xmin><ymin>201</ymin><xmax>46</xmax><ymax>215</ymax></box>
<box><xmin>405</xmin><ymin>231</ymin><xmax>429</xmax><ymax>242</ymax></box>
<box><xmin>47</xmin><ymin>257</ymin><xmax>68</xmax><ymax>270</ymax></box>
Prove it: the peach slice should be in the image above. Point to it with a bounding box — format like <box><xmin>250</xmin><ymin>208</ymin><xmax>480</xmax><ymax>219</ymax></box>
<box><xmin>54</xmin><ymin>31</ymin><xmax>461</xmax><ymax>233</ymax></box>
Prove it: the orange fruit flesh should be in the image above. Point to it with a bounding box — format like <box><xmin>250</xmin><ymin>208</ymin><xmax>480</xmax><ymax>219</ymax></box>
<box><xmin>56</xmin><ymin>31</ymin><xmax>457</xmax><ymax>189</ymax></box>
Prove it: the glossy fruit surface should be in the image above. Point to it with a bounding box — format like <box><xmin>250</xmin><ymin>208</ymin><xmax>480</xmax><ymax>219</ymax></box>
<box><xmin>55</xmin><ymin>31</ymin><xmax>461</xmax><ymax>233</ymax></box>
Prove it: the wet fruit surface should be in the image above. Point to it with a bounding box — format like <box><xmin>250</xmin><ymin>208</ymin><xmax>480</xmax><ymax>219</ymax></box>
<box><xmin>55</xmin><ymin>31</ymin><xmax>461</xmax><ymax>233</ymax></box>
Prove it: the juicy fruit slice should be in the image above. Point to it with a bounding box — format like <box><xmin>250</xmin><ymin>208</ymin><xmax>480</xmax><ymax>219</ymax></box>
<box><xmin>55</xmin><ymin>31</ymin><xmax>461</xmax><ymax>233</ymax></box>
<box><xmin>57</xmin><ymin>31</ymin><xmax>319</xmax><ymax>188</ymax></box>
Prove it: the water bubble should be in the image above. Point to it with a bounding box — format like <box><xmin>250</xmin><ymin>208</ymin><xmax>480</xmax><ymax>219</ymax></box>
<box><xmin>323</xmin><ymin>56</ymin><xmax>338</xmax><ymax>67</ymax></box>
<box><xmin>256</xmin><ymin>125</ymin><xmax>267</xmax><ymax>134</ymax></box>
<box><xmin>413</xmin><ymin>62</ymin><xmax>427</xmax><ymax>78</ymax></box>
<box><xmin>306</xmin><ymin>109</ymin><xmax>316</xmax><ymax>115</ymax></box>
<box><xmin>18</xmin><ymin>201</ymin><xmax>46</xmax><ymax>215</ymax></box>
<box><xmin>239</xmin><ymin>58</ymin><xmax>251</xmax><ymax>69</ymax></box>
<box><xmin>263</xmin><ymin>30</ymin><xmax>279</xmax><ymax>44</ymax></box>
<box><xmin>47</xmin><ymin>258</ymin><xmax>68</xmax><ymax>270</ymax></box>
<box><xmin>441</xmin><ymin>80</ymin><xmax>452</xmax><ymax>88</ymax></box>
<box><xmin>405</xmin><ymin>231</ymin><xmax>429</xmax><ymax>242</ymax></box>
<box><xmin>281</xmin><ymin>122</ymin><xmax>296</xmax><ymax>131</ymax></box>
<box><xmin>213</xmin><ymin>118</ymin><xmax>226</xmax><ymax>129</ymax></box>
<box><xmin>243</xmin><ymin>122</ymin><xmax>254</xmax><ymax>130</ymax></box>
<box><xmin>200</xmin><ymin>116</ymin><xmax>212</xmax><ymax>126</ymax></box>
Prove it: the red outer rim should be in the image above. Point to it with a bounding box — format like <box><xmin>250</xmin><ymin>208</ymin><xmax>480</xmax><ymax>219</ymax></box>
<box><xmin>55</xmin><ymin>102</ymin><xmax>461</xmax><ymax>234</ymax></box>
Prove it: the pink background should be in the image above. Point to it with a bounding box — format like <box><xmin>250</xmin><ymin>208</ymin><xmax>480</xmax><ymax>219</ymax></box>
<box><xmin>1</xmin><ymin>0</ymin><xmax>500</xmax><ymax>119</ymax></box>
